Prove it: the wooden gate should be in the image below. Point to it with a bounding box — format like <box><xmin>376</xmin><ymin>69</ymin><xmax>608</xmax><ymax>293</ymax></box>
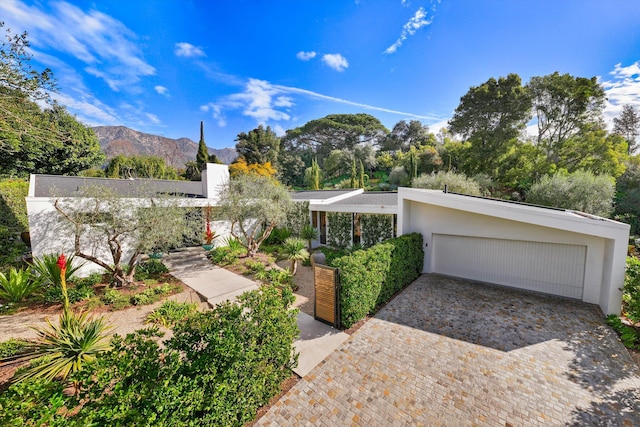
<box><xmin>314</xmin><ymin>264</ymin><xmax>340</xmax><ymax>328</ymax></box>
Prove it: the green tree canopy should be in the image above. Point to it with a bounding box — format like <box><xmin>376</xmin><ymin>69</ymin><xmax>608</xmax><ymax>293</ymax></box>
<box><xmin>613</xmin><ymin>104</ymin><xmax>640</xmax><ymax>155</ymax></box>
<box><xmin>528</xmin><ymin>72</ymin><xmax>606</xmax><ymax>164</ymax></box>
<box><xmin>380</xmin><ymin>120</ymin><xmax>435</xmax><ymax>152</ymax></box>
<box><xmin>235</xmin><ymin>124</ymin><xmax>280</xmax><ymax>166</ymax></box>
<box><xmin>105</xmin><ymin>154</ymin><xmax>180</xmax><ymax>180</ymax></box>
<box><xmin>448</xmin><ymin>73</ymin><xmax>531</xmax><ymax>177</ymax></box>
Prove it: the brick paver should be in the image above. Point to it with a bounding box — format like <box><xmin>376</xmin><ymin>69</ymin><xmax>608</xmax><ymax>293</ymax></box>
<box><xmin>256</xmin><ymin>274</ymin><xmax>640</xmax><ymax>426</ymax></box>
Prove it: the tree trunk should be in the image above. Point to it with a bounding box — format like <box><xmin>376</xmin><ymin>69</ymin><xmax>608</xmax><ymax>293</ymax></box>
<box><xmin>290</xmin><ymin>259</ymin><xmax>298</xmax><ymax>275</ymax></box>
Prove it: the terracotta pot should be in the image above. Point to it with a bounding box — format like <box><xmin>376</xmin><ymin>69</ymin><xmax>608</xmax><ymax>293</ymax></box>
<box><xmin>20</xmin><ymin>231</ymin><xmax>31</xmax><ymax>247</ymax></box>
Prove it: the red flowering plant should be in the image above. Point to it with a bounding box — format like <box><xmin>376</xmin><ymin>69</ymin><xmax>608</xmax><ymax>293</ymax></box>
<box><xmin>57</xmin><ymin>253</ymin><xmax>69</xmax><ymax>309</ymax></box>
<box><xmin>204</xmin><ymin>205</ymin><xmax>216</xmax><ymax>245</ymax></box>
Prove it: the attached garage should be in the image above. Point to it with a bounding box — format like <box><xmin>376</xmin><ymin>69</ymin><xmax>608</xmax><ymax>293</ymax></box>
<box><xmin>397</xmin><ymin>188</ymin><xmax>630</xmax><ymax>315</ymax></box>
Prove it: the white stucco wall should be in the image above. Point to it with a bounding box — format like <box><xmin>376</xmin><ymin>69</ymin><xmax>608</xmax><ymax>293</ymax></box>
<box><xmin>398</xmin><ymin>188</ymin><xmax>630</xmax><ymax>315</ymax></box>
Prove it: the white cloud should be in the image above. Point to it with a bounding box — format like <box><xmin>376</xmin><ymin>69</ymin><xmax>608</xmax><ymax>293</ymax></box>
<box><xmin>322</xmin><ymin>53</ymin><xmax>349</xmax><ymax>72</ymax></box>
<box><xmin>384</xmin><ymin>7</ymin><xmax>432</xmax><ymax>54</ymax></box>
<box><xmin>174</xmin><ymin>42</ymin><xmax>206</xmax><ymax>58</ymax></box>
<box><xmin>601</xmin><ymin>61</ymin><xmax>640</xmax><ymax>128</ymax></box>
<box><xmin>154</xmin><ymin>85</ymin><xmax>170</xmax><ymax>97</ymax></box>
<box><xmin>146</xmin><ymin>113</ymin><xmax>161</xmax><ymax>125</ymax></box>
<box><xmin>273</xmin><ymin>124</ymin><xmax>286</xmax><ymax>136</ymax></box>
<box><xmin>200</xmin><ymin>103</ymin><xmax>227</xmax><ymax>127</ymax></box>
<box><xmin>296</xmin><ymin>51</ymin><xmax>317</xmax><ymax>61</ymax></box>
<box><xmin>0</xmin><ymin>0</ymin><xmax>155</xmax><ymax>91</ymax></box>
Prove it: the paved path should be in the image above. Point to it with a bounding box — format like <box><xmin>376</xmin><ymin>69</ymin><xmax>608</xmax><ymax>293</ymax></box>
<box><xmin>257</xmin><ymin>274</ymin><xmax>640</xmax><ymax>426</ymax></box>
<box><xmin>163</xmin><ymin>247</ymin><xmax>348</xmax><ymax>377</ymax></box>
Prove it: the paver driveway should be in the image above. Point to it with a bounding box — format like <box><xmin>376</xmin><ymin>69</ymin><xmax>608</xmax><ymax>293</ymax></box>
<box><xmin>257</xmin><ymin>274</ymin><xmax>640</xmax><ymax>426</ymax></box>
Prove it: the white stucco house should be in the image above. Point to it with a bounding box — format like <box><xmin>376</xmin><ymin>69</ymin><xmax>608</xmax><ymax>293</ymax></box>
<box><xmin>25</xmin><ymin>166</ymin><xmax>630</xmax><ymax>315</ymax></box>
<box><xmin>25</xmin><ymin>163</ymin><xmax>230</xmax><ymax>276</ymax></box>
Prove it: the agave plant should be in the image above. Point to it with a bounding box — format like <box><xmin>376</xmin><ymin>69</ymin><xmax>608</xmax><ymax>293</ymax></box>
<box><xmin>0</xmin><ymin>267</ymin><xmax>42</xmax><ymax>302</ymax></box>
<box><xmin>281</xmin><ymin>237</ymin><xmax>309</xmax><ymax>275</ymax></box>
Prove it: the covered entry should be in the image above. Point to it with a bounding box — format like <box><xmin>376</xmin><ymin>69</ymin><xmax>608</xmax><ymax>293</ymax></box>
<box><xmin>432</xmin><ymin>234</ymin><xmax>587</xmax><ymax>299</ymax></box>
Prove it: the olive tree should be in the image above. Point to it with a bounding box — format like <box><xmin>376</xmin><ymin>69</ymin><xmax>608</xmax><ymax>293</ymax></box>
<box><xmin>53</xmin><ymin>186</ymin><xmax>191</xmax><ymax>287</ymax></box>
<box><xmin>526</xmin><ymin>170</ymin><xmax>615</xmax><ymax>217</ymax></box>
<box><xmin>217</xmin><ymin>175</ymin><xmax>292</xmax><ymax>257</ymax></box>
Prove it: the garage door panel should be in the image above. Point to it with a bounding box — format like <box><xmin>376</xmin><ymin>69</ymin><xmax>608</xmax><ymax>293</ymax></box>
<box><xmin>432</xmin><ymin>234</ymin><xmax>586</xmax><ymax>299</ymax></box>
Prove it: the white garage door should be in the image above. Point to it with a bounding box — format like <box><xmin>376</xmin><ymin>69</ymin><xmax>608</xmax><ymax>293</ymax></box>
<box><xmin>431</xmin><ymin>234</ymin><xmax>587</xmax><ymax>299</ymax></box>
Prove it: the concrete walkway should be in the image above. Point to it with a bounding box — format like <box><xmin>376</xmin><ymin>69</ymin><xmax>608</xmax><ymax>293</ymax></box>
<box><xmin>163</xmin><ymin>247</ymin><xmax>348</xmax><ymax>377</ymax></box>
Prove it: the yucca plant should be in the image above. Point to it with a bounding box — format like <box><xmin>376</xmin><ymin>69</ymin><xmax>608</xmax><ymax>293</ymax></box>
<box><xmin>32</xmin><ymin>253</ymin><xmax>84</xmax><ymax>289</ymax></box>
<box><xmin>281</xmin><ymin>237</ymin><xmax>309</xmax><ymax>275</ymax></box>
<box><xmin>0</xmin><ymin>267</ymin><xmax>42</xmax><ymax>302</ymax></box>
<box><xmin>10</xmin><ymin>309</ymin><xmax>112</xmax><ymax>383</ymax></box>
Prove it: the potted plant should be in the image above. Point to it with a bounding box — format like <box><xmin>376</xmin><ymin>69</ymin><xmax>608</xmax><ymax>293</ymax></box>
<box><xmin>202</xmin><ymin>205</ymin><xmax>216</xmax><ymax>251</ymax></box>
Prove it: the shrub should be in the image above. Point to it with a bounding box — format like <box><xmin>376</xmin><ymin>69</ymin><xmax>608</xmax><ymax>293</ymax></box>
<box><xmin>264</xmin><ymin>226</ymin><xmax>292</xmax><ymax>245</ymax></box>
<box><xmin>0</xmin><ymin>338</ymin><xmax>30</xmax><ymax>358</ymax></box>
<box><xmin>327</xmin><ymin>212</ymin><xmax>352</xmax><ymax>249</ymax></box>
<box><xmin>137</xmin><ymin>259</ymin><xmax>169</xmax><ymax>276</ymax></box>
<box><xmin>0</xmin><ymin>267</ymin><xmax>41</xmax><ymax>302</ymax></box>
<box><xmin>0</xmin><ymin>378</ymin><xmax>70</xmax><ymax>426</ymax></box>
<box><xmin>281</xmin><ymin>237</ymin><xmax>309</xmax><ymax>275</ymax></box>
<box><xmin>606</xmin><ymin>314</ymin><xmax>640</xmax><ymax>349</ymax></box>
<box><xmin>623</xmin><ymin>256</ymin><xmax>640</xmax><ymax>322</ymax></box>
<box><xmin>0</xmin><ymin>179</ymin><xmax>29</xmax><ymax>232</ymax></box>
<box><xmin>209</xmin><ymin>246</ymin><xmax>240</xmax><ymax>266</ymax></box>
<box><xmin>146</xmin><ymin>300</ymin><xmax>199</xmax><ymax>327</ymax></box>
<box><xmin>32</xmin><ymin>253</ymin><xmax>84</xmax><ymax>290</ymax></box>
<box><xmin>412</xmin><ymin>171</ymin><xmax>482</xmax><ymax>195</ymax></box>
<box><xmin>360</xmin><ymin>214</ymin><xmax>393</xmax><ymax>248</ymax></box>
<box><xmin>526</xmin><ymin>170</ymin><xmax>615</xmax><ymax>217</ymax></box>
<box><xmin>388</xmin><ymin>166</ymin><xmax>408</xmax><ymax>186</ymax></box>
<box><xmin>331</xmin><ymin>233</ymin><xmax>424</xmax><ymax>328</ymax></box>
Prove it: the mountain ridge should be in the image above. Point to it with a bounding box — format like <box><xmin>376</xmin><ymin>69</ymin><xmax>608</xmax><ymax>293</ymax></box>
<box><xmin>92</xmin><ymin>125</ymin><xmax>237</xmax><ymax>167</ymax></box>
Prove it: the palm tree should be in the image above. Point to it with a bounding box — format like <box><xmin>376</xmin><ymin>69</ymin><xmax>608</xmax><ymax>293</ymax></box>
<box><xmin>282</xmin><ymin>237</ymin><xmax>309</xmax><ymax>275</ymax></box>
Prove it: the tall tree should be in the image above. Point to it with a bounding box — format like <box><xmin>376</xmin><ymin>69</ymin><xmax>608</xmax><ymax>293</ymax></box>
<box><xmin>105</xmin><ymin>155</ymin><xmax>180</xmax><ymax>179</ymax></box>
<box><xmin>613</xmin><ymin>104</ymin><xmax>640</xmax><ymax>155</ymax></box>
<box><xmin>350</xmin><ymin>158</ymin><xmax>357</xmax><ymax>188</ymax></box>
<box><xmin>380</xmin><ymin>120</ymin><xmax>434</xmax><ymax>152</ymax></box>
<box><xmin>528</xmin><ymin>72</ymin><xmax>606</xmax><ymax>163</ymax></box>
<box><xmin>304</xmin><ymin>158</ymin><xmax>322</xmax><ymax>190</ymax></box>
<box><xmin>235</xmin><ymin>124</ymin><xmax>280</xmax><ymax>166</ymax></box>
<box><xmin>448</xmin><ymin>73</ymin><xmax>531</xmax><ymax>176</ymax></box>
<box><xmin>196</xmin><ymin>121</ymin><xmax>209</xmax><ymax>171</ymax></box>
<box><xmin>358</xmin><ymin>160</ymin><xmax>366</xmax><ymax>188</ymax></box>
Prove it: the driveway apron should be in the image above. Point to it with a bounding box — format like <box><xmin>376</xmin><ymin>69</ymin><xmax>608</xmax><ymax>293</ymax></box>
<box><xmin>256</xmin><ymin>274</ymin><xmax>640</xmax><ymax>426</ymax></box>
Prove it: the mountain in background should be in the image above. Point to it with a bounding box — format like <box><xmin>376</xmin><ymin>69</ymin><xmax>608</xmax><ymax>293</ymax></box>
<box><xmin>91</xmin><ymin>126</ymin><xmax>238</xmax><ymax>168</ymax></box>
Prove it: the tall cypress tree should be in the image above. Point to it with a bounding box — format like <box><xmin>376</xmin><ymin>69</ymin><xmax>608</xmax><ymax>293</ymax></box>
<box><xmin>350</xmin><ymin>159</ymin><xmax>357</xmax><ymax>188</ymax></box>
<box><xmin>358</xmin><ymin>160</ymin><xmax>365</xmax><ymax>189</ymax></box>
<box><xmin>196</xmin><ymin>121</ymin><xmax>209</xmax><ymax>171</ymax></box>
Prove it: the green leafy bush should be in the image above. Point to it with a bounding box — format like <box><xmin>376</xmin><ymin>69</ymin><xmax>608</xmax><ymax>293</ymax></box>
<box><xmin>0</xmin><ymin>179</ymin><xmax>29</xmax><ymax>232</ymax></box>
<box><xmin>146</xmin><ymin>300</ymin><xmax>199</xmax><ymax>327</ymax></box>
<box><xmin>623</xmin><ymin>256</ymin><xmax>640</xmax><ymax>322</ymax></box>
<box><xmin>606</xmin><ymin>314</ymin><xmax>640</xmax><ymax>349</ymax></box>
<box><xmin>327</xmin><ymin>212</ymin><xmax>352</xmax><ymax>248</ymax></box>
<box><xmin>264</xmin><ymin>226</ymin><xmax>292</xmax><ymax>245</ymax></box>
<box><xmin>209</xmin><ymin>246</ymin><xmax>242</xmax><ymax>266</ymax></box>
<box><xmin>135</xmin><ymin>259</ymin><xmax>169</xmax><ymax>279</ymax></box>
<box><xmin>331</xmin><ymin>233</ymin><xmax>424</xmax><ymax>328</ymax></box>
<box><xmin>360</xmin><ymin>214</ymin><xmax>393</xmax><ymax>248</ymax></box>
<box><xmin>0</xmin><ymin>378</ymin><xmax>69</xmax><ymax>426</ymax></box>
<box><xmin>0</xmin><ymin>338</ymin><xmax>30</xmax><ymax>358</ymax></box>
<box><xmin>0</xmin><ymin>267</ymin><xmax>41</xmax><ymax>302</ymax></box>
<box><xmin>412</xmin><ymin>171</ymin><xmax>482</xmax><ymax>195</ymax></box>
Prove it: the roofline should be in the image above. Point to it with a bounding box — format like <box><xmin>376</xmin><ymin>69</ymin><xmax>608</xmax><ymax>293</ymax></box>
<box><xmin>398</xmin><ymin>187</ymin><xmax>630</xmax><ymax>238</ymax></box>
<box><xmin>293</xmin><ymin>189</ymin><xmax>364</xmax><ymax>204</ymax></box>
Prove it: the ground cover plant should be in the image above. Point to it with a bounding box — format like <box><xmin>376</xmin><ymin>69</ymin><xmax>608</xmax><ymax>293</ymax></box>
<box><xmin>607</xmin><ymin>255</ymin><xmax>640</xmax><ymax>351</ymax></box>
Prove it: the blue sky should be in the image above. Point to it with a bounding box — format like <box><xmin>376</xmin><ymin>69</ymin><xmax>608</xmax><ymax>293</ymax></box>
<box><xmin>2</xmin><ymin>0</ymin><xmax>640</xmax><ymax>149</ymax></box>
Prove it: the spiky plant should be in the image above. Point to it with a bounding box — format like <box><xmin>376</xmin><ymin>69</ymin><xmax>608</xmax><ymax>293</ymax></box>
<box><xmin>0</xmin><ymin>267</ymin><xmax>41</xmax><ymax>302</ymax></box>
<box><xmin>32</xmin><ymin>253</ymin><xmax>84</xmax><ymax>289</ymax></box>
<box><xmin>281</xmin><ymin>237</ymin><xmax>309</xmax><ymax>275</ymax></box>
<box><xmin>300</xmin><ymin>224</ymin><xmax>318</xmax><ymax>254</ymax></box>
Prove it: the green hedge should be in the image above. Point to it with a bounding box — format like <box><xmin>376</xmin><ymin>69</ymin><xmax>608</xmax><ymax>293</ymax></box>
<box><xmin>0</xmin><ymin>179</ymin><xmax>29</xmax><ymax>232</ymax></box>
<box><xmin>0</xmin><ymin>286</ymin><xmax>299</xmax><ymax>426</ymax></box>
<box><xmin>332</xmin><ymin>232</ymin><xmax>424</xmax><ymax>328</ymax></box>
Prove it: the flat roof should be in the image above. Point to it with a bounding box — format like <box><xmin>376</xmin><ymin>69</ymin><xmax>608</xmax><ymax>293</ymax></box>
<box><xmin>291</xmin><ymin>189</ymin><xmax>358</xmax><ymax>201</ymax></box>
<box><xmin>328</xmin><ymin>192</ymin><xmax>398</xmax><ymax>206</ymax></box>
<box><xmin>32</xmin><ymin>175</ymin><xmax>204</xmax><ymax>198</ymax></box>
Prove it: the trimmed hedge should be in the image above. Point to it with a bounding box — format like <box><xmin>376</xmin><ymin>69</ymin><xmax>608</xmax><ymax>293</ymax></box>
<box><xmin>331</xmin><ymin>232</ymin><xmax>423</xmax><ymax>328</ymax></box>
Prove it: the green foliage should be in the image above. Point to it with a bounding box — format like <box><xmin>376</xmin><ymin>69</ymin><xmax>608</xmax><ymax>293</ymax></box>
<box><xmin>0</xmin><ymin>378</ymin><xmax>70</xmax><ymax>426</ymax></box>
<box><xmin>623</xmin><ymin>256</ymin><xmax>640</xmax><ymax>322</ymax></box>
<box><xmin>146</xmin><ymin>300</ymin><xmax>199</xmax><ymax>328</ymax></box>
<box><xmin>613</xmin><ymin>104</ymin><xmax>640</xmax><ymax>155</ymax></box>
<box><xmin>105</xmin><ymin>154</ymin><xmax>180</xmax><ymax>180</ymax></box>
<box><xmin>305</xmin><ymin>158</ymin><xmax>322</xmax><ymax>190</ymax></box>
<box><xmin>0</xmin><ymin>266</ymin><xmax>41</xmax><ymax>302</ymax></box>
<box><xmin>29</xmin><ymin>287</ymin><xmax>297</xmax><ymax>426</ymax></box>
<box><xmin>360</xmin><ymin>214</ymin><xmax>393</xmax><ymax>248</ymax></box>
<box><xmin>196</xmin><ymin>120</ymin><xmax>209</xmax><ymax>170</ymax></box>
<box><xmin>281</xmin><ymin>237</ymin><xmax>309</xmax><ymax>275</ymax></box>
<box><xmin>327</xmin><ymin>212</ymin><xmax>353</xmax><ymax>249</ymax></box>
<box><xmin>331</xmin><ymin>233</ymin><xmax>423</xmax><ymax>328</ymax></box>
<box><xmin>0</xmin><ymin>338</ymin><xmax>30</xmax><ymax>358</ymax></box>
<box><xmin>264</xmin><ymin>226</ymin><xmax>292</xmax><ymax>245</ymax></box>
<box><xmin>209</xmin><ymin>245</ymin><xmax>242</xmax><ymax>266</ymax></box>
<box><xmin>285</xmin><ymin>200</ymin><xmax>310</xmax><ymax>237</ymax></box>
<box><xmin>300</xmin><ymin>223</ymin><xmax>318</xmax><ymax>253</ymax></box>
<box><xmin>134</xmin><ymin>259</ymin><xmax>169</xmax><ymax>280</ymax></box>
<box><xmin>412</xmin><ymin>171</ymin><xmax>482</xmax><ymax>196</ymax></box>
<box><xmin>606</xmin><ymin>314</ymin><xmax>640</xmax><ymax>350</ymax></box>
<box><xmin>32</xmin><ymin>253</ymin><xmax>84</xmax><ymax>289</ymax></box>
<box><xmin>614</xmin><ymin>161</ymin><xmax>640</xmax><ymax>234</ymax></box>
<box><xmin>0</xmin><ymin>179</ymin><xmax>28</xmax><ymax>231</ymax></box>
<box><xmin>235</xmin><ymin>124</ymin><xmax>280</xmax><ymax>166</ymax></box>
<box><xmin>12</xmin><ymin>308</ymin><xmax>112</xmax><ymax>383</ymax></box>
<box><xmin>526</xmin><ymin>170</ymin><xmax>615</xmax><ymax>217</ymax></box>
<box><xmin>218</xmin><ymin>174</ymin><xmax>292</xmax><ymax>257</ymax></box>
